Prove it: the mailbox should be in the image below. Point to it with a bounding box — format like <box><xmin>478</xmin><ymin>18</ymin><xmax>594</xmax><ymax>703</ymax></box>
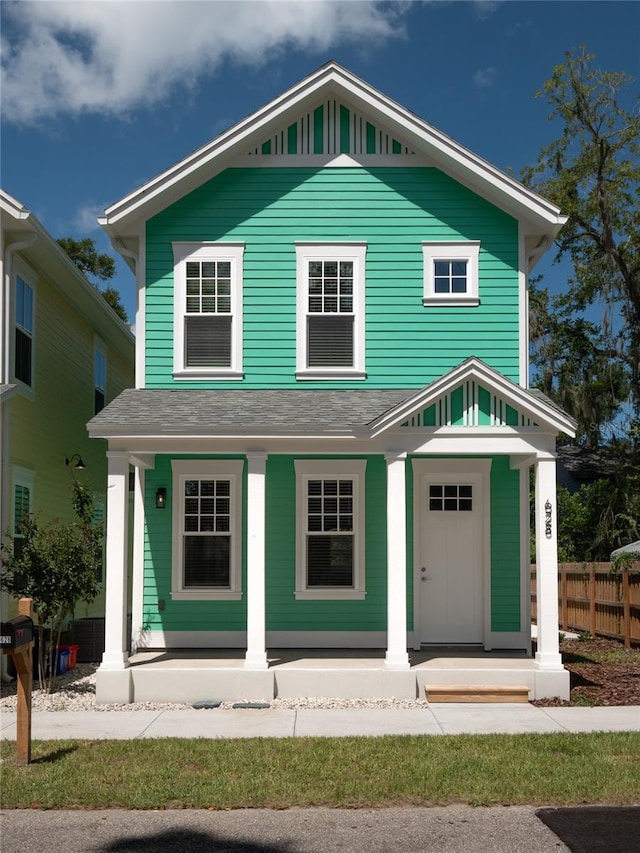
<box><xmin>0</xmin><ymin>615</ymin><xmax>34</xmax><ymax>649</ymax></box>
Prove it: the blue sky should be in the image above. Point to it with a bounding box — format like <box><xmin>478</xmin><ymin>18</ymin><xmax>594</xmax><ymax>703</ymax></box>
<box><xmin>2</xmin><ymin>0</ymin><xmax>639</xmax><ymax>324</ymax></box>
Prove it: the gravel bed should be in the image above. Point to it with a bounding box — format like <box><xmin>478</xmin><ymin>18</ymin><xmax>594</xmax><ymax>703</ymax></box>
<box><xmin>0</xmin><ymin>664</ymin><xmax>431</xmax><ymax>712</ymax></box>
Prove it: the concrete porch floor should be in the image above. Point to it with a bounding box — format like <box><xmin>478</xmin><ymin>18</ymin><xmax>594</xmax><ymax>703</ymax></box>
<box><xmin>95</xmin><ymin>646</ymin><xmax>570</xmax><ymax>705</ymax></box>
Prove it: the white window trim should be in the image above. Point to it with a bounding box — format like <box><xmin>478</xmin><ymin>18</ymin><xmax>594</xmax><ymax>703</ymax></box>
<box><xmin>171</xmin><ymin>459</ymin><xmax>244</xmax><ymax>600</ymax></box>
<box><xmin>422</xmin><ymin>241</ymin><xmax>480</xmax><ymax>306</ymax></box>
<box><xmin>12</xmin><ymin>268</ymin><xmax>37</xmax><ymax>395</ymax></box>
<box><xmin>295</xmin><ymin>242</ymin><xmax>366</xmax><ymax>380</ymax></box>
<box><xmin>294</xmin><ymin>459</ymin><xmax>367</xmax><ymax>600</ymax></box>
<box><xmin>172</xmin><ymin>242</ymin><xmax>244</xmax><ymax>380</ymax></box>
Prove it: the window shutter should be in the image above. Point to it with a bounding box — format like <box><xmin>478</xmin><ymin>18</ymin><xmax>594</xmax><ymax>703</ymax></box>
<box><xmin>307</xmin><ymin>316</ymin><xmax>353</xmax><ymax>367</ymax></box>
<box><xmin>185</xmin><ymin>316</ymin><xmax>232</xmax><ymax>367</ymax></box>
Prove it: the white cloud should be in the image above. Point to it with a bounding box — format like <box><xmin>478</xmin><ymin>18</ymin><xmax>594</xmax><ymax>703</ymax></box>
<box><xmin>472</xmin><ymin>1</ymin><xmax>503</xmax><ymax>20</ymax></box>
<box><xmin>73</xmin><ymin>202</ymin><xmax>104</xmax><ymax>233</ymax></box>
<box><xmin>1</xmin><ymin>0</ymin><xmax>408</xmax><ymax>125</ymax></box>
<box><xmin>472</xmin><ymin>66</ymin><xmax>496</xmax><ymax>88</ymax></box>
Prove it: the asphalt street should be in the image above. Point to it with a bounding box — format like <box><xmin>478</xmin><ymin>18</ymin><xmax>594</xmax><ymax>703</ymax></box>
<box><xmin>1</xmin><ymin>806</ymin><xmax>573</xmax><ymax>852</ymax></box>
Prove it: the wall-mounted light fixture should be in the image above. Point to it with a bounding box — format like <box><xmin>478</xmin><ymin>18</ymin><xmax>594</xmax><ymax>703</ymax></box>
<box><xmin>65</xmin><ymin>454</ymin><xmax>86</xmax><ymax>469</ymax></box>
<box><xmin>155</xmin><ymin>487</ymin><xmax>167</xmax><ymax>509</ymax></box>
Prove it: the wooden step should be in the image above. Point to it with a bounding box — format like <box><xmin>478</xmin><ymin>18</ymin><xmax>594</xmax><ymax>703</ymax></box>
<box><xmin>425</xmin><ymin>684</ymin><xmax>530</xmax><ymax>703</ymax></box>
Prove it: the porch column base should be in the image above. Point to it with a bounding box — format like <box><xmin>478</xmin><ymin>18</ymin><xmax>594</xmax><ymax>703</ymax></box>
<box><xmin>533</xmin><ymin>663</ymin><xmax>570</xmax><ymax>701</ymax></box>
<box><xmin>384</xmin><ymin>651</ymin><xmax>410</xmax><ymax>671</ymax></box>
<box><xmin>535</xmin><ymin>651</ymin><xmax>563</xmax><ymax>669</ymax></box>
<box><xmin>99</xmin><ymin>651</ymin><xmax>130</xmax><ymax>670</ymax></box>
<box><xmin>244</xmin><ymin>651</ymin><xmax>268</xmax><ymax>671</ymax></box>
<box><xmin>95</xmin><ymin>668</ymin><xmax>132</xmax><ymax>705</ymax></box>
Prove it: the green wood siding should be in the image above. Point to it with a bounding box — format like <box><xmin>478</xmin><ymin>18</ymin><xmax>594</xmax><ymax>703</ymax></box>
<box><xmin>145</xmin><ymin>167</ymin><xmax>519</xmax><ymax>389</ymax></box>
<box><xmin>143</xmin><ymin>457</ymin><xmax>247</xmax><ymax>633</ymax></box>
<box><xmin>490</xmin><ymin>456</ymin><xmax>521</xmax><ymax>631</ymax></box>
<box><xmin>265</xmin><ymin>455</ymin><xmax>388</xmax><ymax>632</ymax></box>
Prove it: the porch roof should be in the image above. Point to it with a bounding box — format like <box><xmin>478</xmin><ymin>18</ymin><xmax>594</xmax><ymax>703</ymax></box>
<box><xmin>88</xmin><ymin>387</ymin><xmax>411</xmax><ymax>436</ymax></box>
<box><xmin>88</xmin><ymin>374</ymin><xmax>575</xmax><ymax>440</ymax></box>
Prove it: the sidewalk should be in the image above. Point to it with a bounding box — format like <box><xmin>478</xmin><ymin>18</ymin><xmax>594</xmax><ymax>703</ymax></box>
<box><xmin>1</xmin><ymin>704</ymin><xmax>639</xmax><ymax>740</ymax></box>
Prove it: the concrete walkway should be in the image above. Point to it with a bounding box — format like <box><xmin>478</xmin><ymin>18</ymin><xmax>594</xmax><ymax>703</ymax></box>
<box><xmin>1</xmin><ymin>704</ymin><xmax>639</xmax><ymax>740</ymax></box>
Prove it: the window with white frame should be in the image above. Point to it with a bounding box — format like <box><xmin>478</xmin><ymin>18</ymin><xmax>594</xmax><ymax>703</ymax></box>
<box><xmin>12</xmin><ymin>467</ymin><xmax>34</xmax><ymax>559</ymax></box>
<box><xmin>15</xmin><ymin>275</ymin><xmax>34</xmax><ymax>386</ymax></box>
<box><xmin>296</xmin><ymin>243</ymin><xmax>366</xmax><ymax>379</ymax></box>
<box><xmin>294</xmin><ymin>459</ymin><xmax>366</xmax><ymax>599</ymax></box>
<box><xmin>173</xmin><ymin>243</ymin><xmax>244</xmax><ymax>379</ymax></box>
<box><xmin>171</xmin><ymin>459</ymin><xmax>243</xmax><ymax>600</ymax></box>
<box><xmin>94</xmin><ymin>343</ymin><xmax>107</xmax><ymax>414</ymax></box>
<box><xmin>422</xmin><ymin>241</ymin><xmax>480</xmax><ymax>306</ymax></box>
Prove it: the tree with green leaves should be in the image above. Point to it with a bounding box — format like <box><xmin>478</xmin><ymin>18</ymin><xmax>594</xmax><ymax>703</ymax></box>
<box><xmin>0</xmin><ymin>478</ymin><xmax>102</xmax><ymax>692</ymax></box>
<box><xmin>523</xmin><ymin>49</ymin><xmax>639</xmax><ymax>561</ymax></box>
<box><xmin>522</xmin><ymin>47</ymin><xmax>640</xmax><ymax>438</ymax></box>
<box><xmin>57</xmin><ymin>236</ymin><xmax>128</xmax><ymax>323</ymax></box>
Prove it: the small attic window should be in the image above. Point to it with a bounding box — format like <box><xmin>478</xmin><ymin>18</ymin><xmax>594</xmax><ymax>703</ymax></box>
<box><xmin>422</xmin><ymin>242</ymin><xmax>480</xmax><ymax>307</ymax></box>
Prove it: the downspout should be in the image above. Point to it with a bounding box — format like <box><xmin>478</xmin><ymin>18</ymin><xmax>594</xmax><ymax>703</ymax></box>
<box><xmin>1</xmin><ymin>233</ymin><xmax>38</xmax><ymax>681</ymax></box>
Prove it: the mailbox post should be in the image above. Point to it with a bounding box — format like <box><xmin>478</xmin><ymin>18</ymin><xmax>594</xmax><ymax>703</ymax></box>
<box><xmin>1</xmin><ymin>598</ymin><xmax>34</xmax><ymax>765</ymax></box>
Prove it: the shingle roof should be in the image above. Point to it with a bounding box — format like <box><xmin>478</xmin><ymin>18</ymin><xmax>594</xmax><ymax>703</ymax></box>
<box><xmin>88</xmin><ymin>388</ymin><xmax>413</xmax><ymax>435</ymax></box>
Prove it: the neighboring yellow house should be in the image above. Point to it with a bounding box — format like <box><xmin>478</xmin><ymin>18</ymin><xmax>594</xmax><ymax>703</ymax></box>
<box><xmin>0</xmin><ymin>190</ymin><xmax>135</xmax><ymax>644</ymax></box>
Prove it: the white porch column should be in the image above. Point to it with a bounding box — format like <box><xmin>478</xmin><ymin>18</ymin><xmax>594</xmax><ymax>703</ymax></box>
<box><xmin>384</xmin><ymin>452</ymin><xmax>410</xmax><ymax>670</ymax></box>
<box><xmin>100</xmin><ymin>452</ymin><xmax>130</xmax><ymax>670</ymax></box>
<box><xmin>130</xmin><ymin>465</ymin><xmax>145</xmax><ymax>653</ymax></box>
<box><xmin>534</xmin><ymin>455</ymin><xmax>562</xmax><ymax>668</ymax></box>
<box><xmin>245</xmin><ymin>452</ymin><xmax>268</xmax><ymax>670</ymax></box>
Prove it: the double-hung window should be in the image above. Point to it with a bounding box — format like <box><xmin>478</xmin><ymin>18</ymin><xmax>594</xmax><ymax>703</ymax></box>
<box><xmin>173</xmin><ymin>243</ymin><xmax>244</xmax><ymax>379</ymax></box>
<box><xmin>94</xmin><ymin>343</ymin><xmax>107</xmax><ymax>414</ymax></box>
<box><xmin>422</xmin><ymin>242</ymin><xmax>480</xmax><ymax>306</ymax></box>
<box><xmin>171</xmin><ymin>460</ymin><xmax>243</xmax><ymax>600</ymax></box>
<box><xmin>294</xmin><ymin>459</ymin><xmax>366</xmax><ymax>599</ymax></box>
<box><xmin>12</xmin><ymin>467</ymin><xmax>34</xmax><ymax>560</ymax></box>
<box><xmin>15</xmin><ymin>276</ymin><xmax>34</xmax><ymax>386</ymax></box>
<box><xmin>296</xmin><ymin>243</ymin><xmax>366</xmax><ymax>379</ymax></box>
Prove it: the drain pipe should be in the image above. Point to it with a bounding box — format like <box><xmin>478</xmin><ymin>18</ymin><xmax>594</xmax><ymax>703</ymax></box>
<box><xmin>1</xmin><ymin>233</ymin><xmax>38</xmax><ymax>682</ymax></box>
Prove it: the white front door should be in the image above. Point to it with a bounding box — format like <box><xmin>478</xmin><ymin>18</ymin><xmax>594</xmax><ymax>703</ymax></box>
<box><xmin>418</xmin><ymin>471</ymin><xmax>484</xmax><ymax>644</ymax></box>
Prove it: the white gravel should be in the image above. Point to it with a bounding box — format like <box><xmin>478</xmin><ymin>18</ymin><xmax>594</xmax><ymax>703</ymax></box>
<box><xmin>0</xmin><ymin>663</ymin><xmax>431</xmax><ymax>712</ymax></box>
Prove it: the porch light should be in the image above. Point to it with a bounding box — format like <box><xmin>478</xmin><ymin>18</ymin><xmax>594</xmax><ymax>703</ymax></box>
<box><xmin>155</xmin><ymin>487</ymin><xmax>167</xmax><ymax>509</ymax></box>
<box><xmin>65</xmin><ymin>454</ymin><xmax>86</xmax><ymax>469</ymax></box>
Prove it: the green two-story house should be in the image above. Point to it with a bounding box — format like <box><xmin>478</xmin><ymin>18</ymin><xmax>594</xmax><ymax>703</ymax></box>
<box><xmin>91</xmin><ymin>63</ymin><xmax>575</xmax><ymax>704</ymax></box>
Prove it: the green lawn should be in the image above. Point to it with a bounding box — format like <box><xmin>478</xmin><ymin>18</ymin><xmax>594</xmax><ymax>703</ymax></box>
<box><xmin>1</xmin><ymin>732</ymin><xmax>639</xmax><ymax>809</ymax></box>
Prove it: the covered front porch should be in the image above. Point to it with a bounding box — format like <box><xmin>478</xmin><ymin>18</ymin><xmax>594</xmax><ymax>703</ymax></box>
<box><xmin>101</xmin><ymin>645</ymin><xmax>561</xmax><ymax>703</ymax></box>
<box><xmin>90</xmin><ymin>360</ymin><xmax>577</xmax><ymax>705</ymax></box>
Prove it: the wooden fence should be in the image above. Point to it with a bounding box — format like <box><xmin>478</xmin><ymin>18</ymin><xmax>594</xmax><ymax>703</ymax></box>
<box><xmin>530</xmin><ymin>562</ymin><xmax>640</xmax><ymax>648</ymax></box>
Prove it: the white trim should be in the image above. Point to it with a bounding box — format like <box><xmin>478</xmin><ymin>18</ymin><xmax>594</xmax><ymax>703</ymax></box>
<box><xmin>100</xmin><ymin>453</ymin><xmax>130</xmax><ymax>671</ymax></box>
<box><xmin>140</xmin><ymin>630</ymin><xmax>389</xmax><ymax>649</ymax></box>
<box><xmin>422</xmin><ymin>241</ymin><xmax>480</xmax><ymax>306</ymax></box>
<box><xmin>135</xmin><ymin>225</ymin><xmax>146</xmax><ymax>388</ymax></box>
<box><xmin>295</xmin><ymin>242</ymin><xmax>366</xmax><ymax>378</ymax></box>
<box><xmin>412</xmin><ymin>458</ymin><xmax>491</xmax><ymax>648</ymax></box>
<box><xmin>369</xmin><ymin>357</ymin><xmax>576</xmax><ymax>437</ymax></box>
<box><xmin>518</xmin><ymin>227</ymin><xmax>529</xmax><ymax>387</ymax></box>
<box><xmin>294</xmin><ymin>458</ymin><xmax>366</xmax><ymax>599</ymax></box>
<box><xmin>534</xmin><ymin>456</ymin><xmax>562</xmax><ymax>668</ymax></box>
<box><xmin>239</xmin><ymin>154</ymin><xmax>431</xmax><ymax>168</ymax></box>
<box><xmin>170</xmin><ymin>458</ymin><xmax>244</xmax><ymax>600</ymax></box>
<box><xmin>100</xmin><ymin>63</ymin><xmax>566</xmax><ymax>240</ymax></box>
<box><xmin>172</xmin><ymin>242</ymin><xmax>244</xmax><ymax>379</ymax></box>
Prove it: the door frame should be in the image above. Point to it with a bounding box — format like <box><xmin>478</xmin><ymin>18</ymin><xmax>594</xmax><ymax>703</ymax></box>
<box><xmin>412</xmin><ymin>457</ymin><xmax>492</xmax><ymax>648</ymax></box>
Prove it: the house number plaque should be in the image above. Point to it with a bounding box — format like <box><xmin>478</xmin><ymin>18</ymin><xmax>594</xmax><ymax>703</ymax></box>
<box><xmin>544</xmin><ymin>500</ymin><xmax>553</xmax><ymax>538</ymax></box>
